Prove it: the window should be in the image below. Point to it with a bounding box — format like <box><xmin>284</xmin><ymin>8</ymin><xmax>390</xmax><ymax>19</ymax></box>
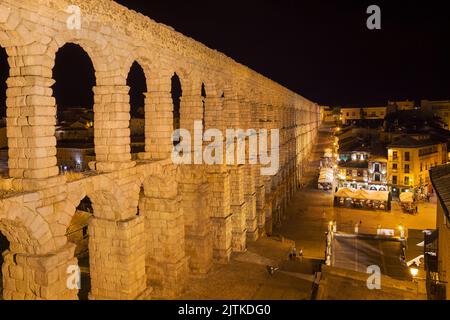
<box><xmin>405</xmin><ymin>152</ymin><xmax>410</xmax><ymax>161</ymax></box>
<box><xmin>404</xmin><ymin>164</ymin><xmax>410</xmax><ymax>174</ymax></box>
<box><xmin>392</xmin><ymin>163</ymin><xmax>398</xmax><ymax>170</ymax></box>
<box><xmin>392</xmin><ymin>176</ymin><xmax>398</xmax><ymax>185</ymax></box>
<box><xmin>374</xmin><ymin>163</ymin><xmax>380</xmax><ymax>172</ymax></box>
<box><xmin>404</xmin><ymin>176</ymin><xmax>410</xmax><ymax>186</ymax></box>
<box><xmin>346</xmin><ymin>112</ymin><xmax>349</xmax><ymax>116</ymax></box>
<box><xmin>393</xmin><ymin>151</ymin><xmax>398</xmax><ymax>160</ymax></box>
<box><xmin>420</xmin><ymin>163</ymin><xmax>423</xmax><ymax>172</ymax></box>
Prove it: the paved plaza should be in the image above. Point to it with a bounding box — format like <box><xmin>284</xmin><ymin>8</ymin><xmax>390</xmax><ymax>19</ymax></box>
<box><xmin>168</xmin><ymin>124</ymin><xmax>437</xmax><ymax>300</ymax></box>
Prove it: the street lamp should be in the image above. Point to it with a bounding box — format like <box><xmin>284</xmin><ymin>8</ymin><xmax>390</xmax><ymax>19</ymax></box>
<box><xmin>409</xmin><ymin>262</ymin><xmax>419</xmax><ymax>278</ymax></box>
<box><xmin>398</xmin><ymin>225</ymin><xmax>405</xmax><ymax>239</ymax></box>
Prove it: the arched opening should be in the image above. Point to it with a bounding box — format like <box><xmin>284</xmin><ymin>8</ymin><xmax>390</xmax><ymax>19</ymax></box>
<box><xmin>127</xmin><ymin>62</ymin><xmax>147</xmax><ymax>157</ymax></box>
<box><xmin>0</xmin><ymin>46</ymin><xmax>9</xmax><ymax>178</ymax></box>
<box><xmin>171</xmin><ymin>73</ymin><xmax>182</xmax><ymax>146</ymax></box>
<box><xmin>52</xmin><ymin>43</ymin><xmax>96</xmax><ymax>174</ymax></box>
<box><xmin>66</xmin><ymin>196</ymin><xmax>93</xmax><ymax>300</ymax></box>
<box><xmin>137</xmin><ymin>185</ymin><xmax>144</xmax><ymax>216</ymax></box>
<box><xmin>201</xmin><ymin>83</ymin><xmax>206</xmax><ymax>130</ymax></box>
<box><xmin>0</xmin><ymin>231</ymin><xmax>10</xmax><ymax>299</ymax></box>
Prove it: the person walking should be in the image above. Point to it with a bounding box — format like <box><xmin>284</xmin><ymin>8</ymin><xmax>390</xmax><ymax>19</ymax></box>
<box><xmin>299</xmin><ymin>248</ymin><xmax>304</xmax><ymax>262</ymax></box>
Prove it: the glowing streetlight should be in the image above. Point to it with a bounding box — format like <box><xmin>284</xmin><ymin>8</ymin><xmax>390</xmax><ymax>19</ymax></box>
<box><xmin>409</xmin><ymin>262</ymin><xmax>419</xmax><ymax>278</ymax></box>
<box><xmin>398</xmin><ymin>225</ymin><xmax>405</xmax><ymax>239</ymax></box>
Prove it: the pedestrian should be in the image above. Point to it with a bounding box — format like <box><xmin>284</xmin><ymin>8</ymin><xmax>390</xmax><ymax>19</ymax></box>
<box><xmin>266</xmin><ymin>265</ymin><xmax>279</xmax><ymax>276</ymax></box>
<box><xmin>299</xmin><ymin>248</ymin><xmax>304</xmax><ymax>262</ymax></box>
<box><xmin>292</xmin><ymin>246</ymin><xmax>297</xmax><ymax>259</ymax></box>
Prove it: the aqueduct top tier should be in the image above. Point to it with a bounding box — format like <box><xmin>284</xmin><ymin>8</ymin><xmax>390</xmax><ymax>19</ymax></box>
<box><xmin>0</xmin><ymin>0</ymin><xmax>319</xmax><ymax>189</ymax></box>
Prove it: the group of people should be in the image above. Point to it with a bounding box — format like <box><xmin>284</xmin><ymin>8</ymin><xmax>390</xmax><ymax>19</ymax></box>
<box><xmin>289</xmin><ymin>246</ymin><xmax>303</xmax><ymax>261</ymax></box>
<box><xmin>267</xmin><ymin>246</ymin><xmax>304</xmax><ymax>276</ymax></box>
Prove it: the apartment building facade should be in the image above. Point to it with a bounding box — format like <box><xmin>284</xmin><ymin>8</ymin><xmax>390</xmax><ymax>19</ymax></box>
<box><xmin>388</xmin><ymin>135</ymin><xmax>447</xmax><ymax>197</ymax></box>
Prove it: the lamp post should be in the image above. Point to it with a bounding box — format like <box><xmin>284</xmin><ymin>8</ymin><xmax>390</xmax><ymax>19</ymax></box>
<box><xmin>398</xmin><ymin>225</ymin><xmax>405</xmax><ymax>240</ymax></box>
<box><xmin>409</xmin><ymin>262</ymin><xmax>420</xmax><ymax>295</ymax></box>
<box><xmin>410</xmin><ymin>262</ymin><xmax>419</xmax><ymax>278</ymax></box>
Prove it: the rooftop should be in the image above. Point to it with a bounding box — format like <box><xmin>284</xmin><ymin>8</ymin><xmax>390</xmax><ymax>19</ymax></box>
<box><xmin>430</xmin><ymin>164</ymin><xmax>450</xmax><ymax>220</ymax></box>
<box><xmin>388</xmin><ymin>135</ymin><xmax>442</xmax><ymax>148</ymax></box>
<box><xmin>338</xmin><ymin>160</ymin><xmax>369</xmax><ymax>169</ymax></box>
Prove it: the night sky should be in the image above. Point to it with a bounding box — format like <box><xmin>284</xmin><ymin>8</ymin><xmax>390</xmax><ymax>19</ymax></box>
<box><xmin>113</xmin><ymin>0</ymin><xmax>450</xmax><ymax>106</ymax></box>
<box><xmin>1</xmin><ymin>0</ymin><xmax>450</xmax><ymax>117</ymax></box>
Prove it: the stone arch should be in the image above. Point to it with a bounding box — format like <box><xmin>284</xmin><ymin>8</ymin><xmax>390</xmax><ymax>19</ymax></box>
<box><xmin>0</xmin><ymin>44</ymin><xmax>8</xmax><ymax>177</ymax></box>
<box><xmin>171</xmin><ymin>64</ymin><xmax>193</xmax><ymax>93</ymax></box>
<box><xmin>65</xmin><ymin>195</ymin><xmax>93</xmax><ymax>300</ymax></box>
<box><xmin>126</xmin><ymin>61</ymin><xmax>147</xmax><ymax>149</ymax></box>
<box><xmin>46</xmin><ymin>34</ymin><xmax>136</xmax><ymax>173</ymax></box>
<box><xmin>171</xmin><ymin>72</ymin><xmax>183</xmax><ymax>146</ymax></box>
<box><xmin>64</xmin><ymin>175</ymin><xmax>144</xmax><ymax>300</ymax></box>
<box><xmin>0</xmin><ymin>199</ymin><xmax>55</xmax><ymax>255</ymax></box>
<box><xmin>48</xmin><ymin>22</ymin><xmax>120</xmax><ymax>73</ymax></box>
<box><xmin>85</xmin><ymin>177</ymin><xmax>131</xmax><ymax>221</ymax></box>
<box><xmin>51</xmin><ymin>42</ymin><xmax>96</xmax><ymax>173</ymax></box>
<box><xmin>0</xmin><ymin>44</ymin><xmax>8</xmax><ymax>119</ymax></box>
<box><xmin>122</xmin><ymin>52</ymin><xmax>156</xmax><ymax>91</ymax></box>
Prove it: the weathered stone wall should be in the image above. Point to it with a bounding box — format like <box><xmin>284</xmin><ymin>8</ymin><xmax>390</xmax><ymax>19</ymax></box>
<box><xmin>0</xmin><ymin>0</ymin><xmax>321</xmax><ymax>299</ymax></box>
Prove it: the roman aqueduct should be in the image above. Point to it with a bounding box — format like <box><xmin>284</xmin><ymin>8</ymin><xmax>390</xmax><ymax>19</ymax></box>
<box><xmin>0</xmin><ymin>0</ymin><xmax>320</xmax><ymax>299</ymax></box>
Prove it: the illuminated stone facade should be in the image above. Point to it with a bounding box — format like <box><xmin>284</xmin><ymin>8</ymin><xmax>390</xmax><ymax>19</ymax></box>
<box><xmin>0</xmin><ymin>0</ymin><xmax>320</xmax><ymax>299</ymax></box>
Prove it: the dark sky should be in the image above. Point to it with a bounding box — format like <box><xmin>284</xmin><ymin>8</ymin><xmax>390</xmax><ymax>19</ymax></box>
<box><xmin>1</xmin><ymin>0</ymin><xmax>450</xmax><ymax>116</ymax></box>
<box><xmin>113</xmin><ymin>0</ymin><xmax>450</xmax><ymax>107</ymax></box>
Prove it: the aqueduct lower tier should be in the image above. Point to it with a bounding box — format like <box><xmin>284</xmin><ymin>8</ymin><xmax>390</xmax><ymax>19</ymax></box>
<box><xmin>0</xmin><ymin>0</ymin><xmax>321</xmax><ymax>299</ymax></box>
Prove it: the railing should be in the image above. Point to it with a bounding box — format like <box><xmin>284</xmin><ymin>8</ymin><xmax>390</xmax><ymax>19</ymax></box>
<box><xmin>426</xmin><ymin>274</ymin><xmax>447</xmax><ymax>300</ymax></box>
<box><xmin>333</xmin><ymin>221</ymin><xmax>403</xmax><ymax>238</ymax></box>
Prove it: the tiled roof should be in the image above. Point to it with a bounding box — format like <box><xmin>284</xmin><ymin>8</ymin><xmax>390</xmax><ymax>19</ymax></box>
<box><xmin>388</xmin><ymin>135</ymin><xmax>441</xmax><ymax>148</ymax></box>
<box><xmin>430</xmin><ymin>164</ymin><xmax>450</xmax><ymax>220</ymax></box>
<box><xmin>338</xmin><ymin>160</ymin><xmax>369</xmax><ymax>169</ymax></box>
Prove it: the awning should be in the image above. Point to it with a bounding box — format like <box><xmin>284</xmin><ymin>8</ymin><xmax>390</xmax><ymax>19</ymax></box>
<box><xmin>335</xmin><ymin>188</ymin><xmax>389</xmax><ymax>202</ymax></box>
<box><xmin>400</xmin><ymin>192</ymin><xmax>414</xmax><ymax>203</ymax></box>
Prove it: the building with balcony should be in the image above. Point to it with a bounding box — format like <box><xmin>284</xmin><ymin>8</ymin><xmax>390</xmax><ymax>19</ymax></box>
<box><xmin>428</xmin><ymin>165</ymin><xmax>450</xmax><ymax>299</ymax></box>
<box><xmin>388</xmin><ymin>135</ymin><xmax>448</xmax><ymax>198</ymax></box>
<box><xmin>421</xmin><ymin>100</ymin><xmax>450</xmax><ymax>130</ymax></box>
<box><xmin>337</xmin><ymin>136</ymin><xmax>388</xmax><ymax>190</ymax></box>
<box><xmin>387</xmin><ymin>100</ymin><xmax>417</xmax><ymax>113</ymax></box>
<box><xmin>340</xmin><ymin>106</ymin><xmax>387</xmax><ymax>126</ymax></box>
